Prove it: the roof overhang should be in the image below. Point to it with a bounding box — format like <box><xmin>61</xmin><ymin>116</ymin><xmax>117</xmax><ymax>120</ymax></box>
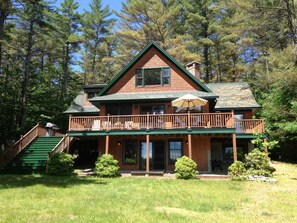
<box><xmin>90</xmin><ymin>90</ymin><xmax>218</xmax><ymax>104</ymax></box>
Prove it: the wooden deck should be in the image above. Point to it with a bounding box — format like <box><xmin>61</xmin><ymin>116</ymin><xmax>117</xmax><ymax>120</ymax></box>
<box><xmin>68</xmin><ymin>113</ymin><xmax>264</xmax><ymax>134</ymax></box>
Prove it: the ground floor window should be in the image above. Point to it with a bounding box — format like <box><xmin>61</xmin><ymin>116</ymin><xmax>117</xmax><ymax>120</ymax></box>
<box><xmin>169</xmin><ymin>140</ymin><xmax>183</xmax><ymax>164</ymax></box>
<box><xmin>224</xmin><ymin>146</ymin><xmax>244</xmax><ymax>161</ymax></box>
<box><xmin>123</xmin><ymin>140</ymin><xmax>137</xmax><ymax>164</ymax></box>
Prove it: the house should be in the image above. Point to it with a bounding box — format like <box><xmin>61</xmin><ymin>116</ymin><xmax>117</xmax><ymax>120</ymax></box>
<box><xmin>64</xmin><ymin>41</ymin><xmax>266</xmax><ymax>173</ymax></box>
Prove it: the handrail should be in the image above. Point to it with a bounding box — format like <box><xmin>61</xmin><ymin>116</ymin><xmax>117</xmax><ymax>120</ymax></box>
<box><xmin>46</xmin><ymin>135</ymin><xmax>72</xmax><ymax>173</ymax></box>
<box><xmin>49</xmin><ymin>135</ymin><xmax>68</xmax><ymax>155</ymax></box>
<box><xmin>0</xmin><ymin>123</ymin><xmax>63</xmax><ymax>169</ymax></box>
<box><xmin>0</xmin><ymin>123</ymin><xmax>42</xmax><ymax>169</ymax></box>
<box><xmin>234</xmin><ymin>119</ymin><xmax>265</xmax><ymax>133</ymax></box>
<box><xmin>69</xmin><ymin>112</ymin><xmax>234</xmax><ymax>131</ymax></box>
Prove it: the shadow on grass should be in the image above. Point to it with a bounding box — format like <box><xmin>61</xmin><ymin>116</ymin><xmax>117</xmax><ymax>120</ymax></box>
<box><xmin>0</xmin><ymin>174</ymin><xmax>107</xmax><ymax>189</ymax></box>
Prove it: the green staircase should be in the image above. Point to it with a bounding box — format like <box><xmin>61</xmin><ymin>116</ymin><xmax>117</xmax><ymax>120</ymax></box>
<box><xmin>2</xmin><ymin>136</ymin><xmax>63</xmax><ymax>174</ymax></box>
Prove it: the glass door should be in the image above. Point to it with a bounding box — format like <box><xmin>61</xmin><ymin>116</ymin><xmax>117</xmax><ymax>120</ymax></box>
<box><xmin>140</xmin><ymin>141</ymin><xmax>165</xmax><ymax>171</ymax></box>
<box><xmin>140</xmin><ymin>142</ymin><xmax>152</xmax><ymax>170</ymax></box>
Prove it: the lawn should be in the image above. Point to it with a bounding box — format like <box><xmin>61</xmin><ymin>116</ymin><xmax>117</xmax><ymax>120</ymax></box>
<box><xmin>0</xmin><ymin>162</ymin><xmax>296</xmax><ymax>223</ymax></box>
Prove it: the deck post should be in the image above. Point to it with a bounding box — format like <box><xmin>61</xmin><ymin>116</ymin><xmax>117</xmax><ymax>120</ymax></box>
<box><xmin>188</xmin><ymin>134</ymin><xmax>192</xmax><ymax>159</ymax></box>
<box><xmin>66</xmin><ymin>136</ymin><xmax>70</xmax><ymax>154</ymax></box>
<box><xmin>232</xmin><ymin>133</ymin><xmax>237</xmax><ymax>161</ymax></box>
<box><xmin>105</xmin><ymin>135</ymin><xmax>109</xmax><ymax>154</ymax></box>
<box><xmin>146</xmin><ymin>134</ymin><xmax>150</xmax><ymax>174</ymax></box>
<box><xmin>68</xmin><ymin>115</ymin><xmax>72</xmax><ymax>131</ymax></box>
<box><xmin>187</xmin><ymin>111</ymin><xmax>191</xmax><ymax>129</ymax></box>
<box><xmin>146</xmin><ymin>112</ymin><xmax>149</xmax><ymax>129</ymax></box>
<box><xmin>264</xmin><ymin>138</ymin><xmax>268</xmax><ymax>155</ymax></box>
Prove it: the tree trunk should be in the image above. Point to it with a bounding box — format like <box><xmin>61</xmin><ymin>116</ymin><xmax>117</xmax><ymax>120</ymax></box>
<box><xmin>203</xmin><ymin>45</ymin><xmax>210</xmax><ymax>83</ymax></box>
<box><xmin>61</xmin><ymin>42</ymin><xmax>69</xmax><ymax>101</ymax></box>
<box><xmin>216</xmin><ymin>45</ymin><xmax>221</xmax><ymax>82</ymax></box>
<box><xmin>19</xmin><ymin>19</ymin><xmax>34</xmax><ymax>129</ymax></box>
<box><xmin>284</xmin><ymin>0</ymin><xmax>297</xmax><ymax>44</ymax></box>
<box><xmin>0</xmin><ymin>0</ymin><xmax>10</xmax><ymax>72</ymax></box>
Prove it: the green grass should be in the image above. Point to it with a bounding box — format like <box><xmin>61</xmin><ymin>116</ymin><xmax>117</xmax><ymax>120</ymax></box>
<box><xmin>0</xmin><ymin>162</ymin><xmax>296</xmax><ymax>223</ymax></box>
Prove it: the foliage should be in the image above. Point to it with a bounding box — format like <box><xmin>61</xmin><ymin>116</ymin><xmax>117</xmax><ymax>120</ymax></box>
<box><xmin>244</xmin><ymin>149</ymin><xmax>276</xmax><ymax>177</ymax></box>
<box><xmin>46</xmin><ymin>152</ymin><xmax>74</xmax><ymax>176</ymax></box>
<box><xmin>228</xmin><ymin>161</ymin><xmax>248</xmax><ymax>181</ymax></box>
<box><xmin>174</xmin><ymin>156</ymin><xmax>198</xmax><ymax>179</ymax></box>
<box><xmin>81</xmin><ymin>0</ymin><xmax>117</xmax><ymax>84</ymax></box>
<box><xmin>251</xmin><ymin>133</ymin><xmax>278</xmax><ymax>152</ymax></box>
<box><xmin>0</xmin><ymin>0</ymin><xmax>296</xmax><ymax>164</ymax></box>
<box><xmin>228</xmin><ymin>147</ymin><xmax>275</xmax><ymax>180</ymax></box>
<box><xmin>94</xmin><ymin>154</ymin><xmax>120</xmax><ymax>178</ymax></box>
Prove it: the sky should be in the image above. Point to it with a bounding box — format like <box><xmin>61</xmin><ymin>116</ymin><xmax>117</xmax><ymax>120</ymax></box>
<box><xmin>55</xmin><ymin>0</ymin><xmax>125</xmax><ymax>14</ymax></box>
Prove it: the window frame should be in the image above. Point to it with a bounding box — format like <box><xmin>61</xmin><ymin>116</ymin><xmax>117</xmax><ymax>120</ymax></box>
<box><xmin>135</xmin><ymin>67</ymin><xmax>171</xmax><ymax>87</ymax></box>
<box><xmin>168</xmin><ymin>139</ymin><xmax>183</xmax><ymax>165</ymax></box>
<box><xmin>122</xmin><ymin>140</ymin><xmax>138</xmax><ymax>165</ymax></box>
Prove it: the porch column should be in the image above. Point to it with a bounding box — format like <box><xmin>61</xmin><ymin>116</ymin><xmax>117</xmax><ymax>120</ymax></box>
<box><xmin>264</xmin><ymin>138</ymin><xmax>268</xmax><ymax>155</ymax></box>
<box><xmin>105</xmin><ymin>135</ymin><xmax>109</xmax><ymax>154</ymax></box>
<box><xmin>66</xmin><ymin>136</ymin><xmax>70</xmax><ymax>154</ymax></box>
<box><xmin>146</xmin><ymin>134</ymin><xmax>150</xmax><ymax>173</ymax></box>
<box><xmin>188</xmin><ymin>134</ymin><xmax>192</xmax><ymax>159</ymax></box>
<box><xmin>232</xmin><ymin>133</ymin><xmax>237</xmax><ymax>161</ymax></box>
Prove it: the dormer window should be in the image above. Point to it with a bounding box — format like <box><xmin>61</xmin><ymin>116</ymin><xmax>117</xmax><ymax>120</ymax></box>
<box><xmin>135</xmin><ymin>67</ymin><xmax>170</xmax><ymax>87</ymax></box>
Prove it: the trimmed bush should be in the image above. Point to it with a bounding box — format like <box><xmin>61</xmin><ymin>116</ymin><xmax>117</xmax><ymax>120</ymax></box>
<box><xmin>94</xmin><ymin>154</ymin><xmax>119</xmax><ymax>178</ymax></box>
<box><xmin>228</xmin><ymin>161</ymin><xmax>247</xmax><ymax>181</ymax></box>
<box><xmin>174</xmin><ymin>156</ymin><xmax>198</xmax><ymax>180</ymax></box>
<box><xmin>47</xmin><ymin>152</ymin><xmax>74</xmax><ymax>176</ymax></box>
<box><xmin>244</xmin><ymin>149</ymin><xmax>275</xmax><ymax>177</ymax></box>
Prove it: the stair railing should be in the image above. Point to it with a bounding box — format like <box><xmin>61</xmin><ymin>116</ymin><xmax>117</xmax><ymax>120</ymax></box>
<box><xmin>0</xmin><ymin>123</ymin><xmax>47</xmax><ymax>169</ymax></box>
<box><xmin>49</xmin><ymin>135</ymin><xmax>68</xmax><ymax>155</ymax></box>
<box><xmin>46</xmin><ymin>136</ymin><xmax>73</xmax><ymax>172</ymax></box>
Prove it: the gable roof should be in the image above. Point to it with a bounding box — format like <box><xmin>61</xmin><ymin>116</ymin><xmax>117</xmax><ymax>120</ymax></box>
<box><xmin>206</xmin><ymin>82</ymin><xmax>261</xmax><ymax>110</ymax></box>
<box><xmin>98</xmin><ymin>41</ymin><xmax>212</xmax><ymax>96</ymax></box>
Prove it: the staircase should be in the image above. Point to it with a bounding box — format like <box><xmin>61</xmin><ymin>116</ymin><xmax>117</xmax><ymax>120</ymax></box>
<box><xmin>2</xmin><ymin>136</ymin><xmax>63</xmax><ymax>174</ymax></box>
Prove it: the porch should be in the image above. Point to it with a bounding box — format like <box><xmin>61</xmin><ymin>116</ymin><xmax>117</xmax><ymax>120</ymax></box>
<box><xmin>68</xmin><ymin>112</ymin><xmax>264</xmax><ymax>134</ymax></box>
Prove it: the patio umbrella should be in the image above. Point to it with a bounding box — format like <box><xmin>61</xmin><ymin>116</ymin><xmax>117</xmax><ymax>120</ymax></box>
<box><xmin>171</xmin><ymin>94</ymin><xmax>208</xmax><ymax>110</ymax></box>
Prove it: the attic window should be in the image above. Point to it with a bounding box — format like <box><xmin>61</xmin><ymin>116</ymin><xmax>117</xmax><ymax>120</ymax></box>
<box><xmin>135</xmin><ymin>67</ymin><xmax>170</xmax><ymax>87</ymax></box>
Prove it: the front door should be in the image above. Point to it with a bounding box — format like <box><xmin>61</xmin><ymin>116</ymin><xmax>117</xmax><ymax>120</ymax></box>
<box><xmin>140</xmin><ymin>141</ymin><xmax>165</xmax><ymax>171</ymax></box>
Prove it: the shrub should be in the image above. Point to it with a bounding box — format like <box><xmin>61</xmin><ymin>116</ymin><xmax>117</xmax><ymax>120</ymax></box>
<box><xmin>244</xmin><ymin>149</ymin><xmax>275</xmax><ymax>177</ymax></box>
<box><xmin>94</xmin><ymin>154</ymin><xmax>119</xmax><ymax>178</ymax></box>
<box><xmin>174</xmin><ymin>156</ymin><xmax>198</xmax><ymax>180</ymax></box>
<box><xmin>228</xmin><ymin>161</ymin><xmax>247</xmax><ymax>181</ymax></box>
<box><xmin>47</xmin><ymin>152</ymin><xmax>74</xmax><ymax>176</ymax></box>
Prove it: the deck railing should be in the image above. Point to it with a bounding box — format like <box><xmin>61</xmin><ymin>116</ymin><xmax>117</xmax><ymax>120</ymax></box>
<box><xmin>234</xmin><ymin>119</ymin><xmax>264</xmax><ymax>133</ymax></box>
<box><xmin>0</xmin><ymin>124</ymin><xmax>65</xmax><ymax>169</ymax></box>
<box><xmin>0</xmin><ymin>124</ymin><xmax>42</xmax><ymax>169</ymax></box>
<box><xmin>69</xmin><ymin>113</ymin><xmax>235</xmax><ymax>131</ymax></box>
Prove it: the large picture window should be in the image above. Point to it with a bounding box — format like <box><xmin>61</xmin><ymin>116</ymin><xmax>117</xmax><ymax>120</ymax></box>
<box><xmin>135</xmin><ymin>67</ymin><xmax>170</xmax><ymax>87</ymax></box>
<box><xmin>169</xmin><ymin>140</ymin><xmax>183</xmax><ymax>164</ymax></box>
<box><xmin>123</xmin><ymin>140</ymin><xmax>137</xmax><ymax>164</ymax></box>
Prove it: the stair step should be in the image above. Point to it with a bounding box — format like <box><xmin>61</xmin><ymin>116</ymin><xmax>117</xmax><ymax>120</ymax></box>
<box><xmin>2</xmin><ymin>136</ymin><xmax>63</xmax><ymax>174</ymax></box>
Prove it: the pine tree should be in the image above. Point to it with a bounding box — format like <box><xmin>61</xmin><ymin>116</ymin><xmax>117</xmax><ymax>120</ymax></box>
<box><xmin>55</xmin><ymin>0</ymin><xmax>81</xmax><ymax>102</ymax></box>
<box><xmin>116</xmin><ymin>0</ymin><xmax>199</xmax><ymax>68</ymax></box>
<box><xmin>81</xmin><ymin>0</ymin><xmax>115</xmax><ymax>84</ymax></box>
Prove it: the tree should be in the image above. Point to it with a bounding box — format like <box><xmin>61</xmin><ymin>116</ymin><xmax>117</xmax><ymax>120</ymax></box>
<box><xmin>55</xmin><ymin>0</ymin><xmax>81</xmax><ymax>102</ymax></box>
<box><xmin>116</xmin><ymin>0</ymin><xmax>199</xmax><ymax>68</ymax></box>
<box><xmin>81</xmin><ymin>0</ymin><xmax>116</xmax><ymax>84</ymax></box>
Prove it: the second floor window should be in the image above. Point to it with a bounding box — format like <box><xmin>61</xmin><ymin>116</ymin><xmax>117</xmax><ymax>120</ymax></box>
<box><xmin>135</xmin><ymin>67</ymin><xmax>170</xmax><ymax>87</ymax></box>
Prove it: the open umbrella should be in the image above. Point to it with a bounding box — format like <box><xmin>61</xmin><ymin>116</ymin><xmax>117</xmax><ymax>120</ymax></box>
<box><xmin>171</xmin><ymin>94</ymin><xmax>208</xmax><ymax>110</ymax></box>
